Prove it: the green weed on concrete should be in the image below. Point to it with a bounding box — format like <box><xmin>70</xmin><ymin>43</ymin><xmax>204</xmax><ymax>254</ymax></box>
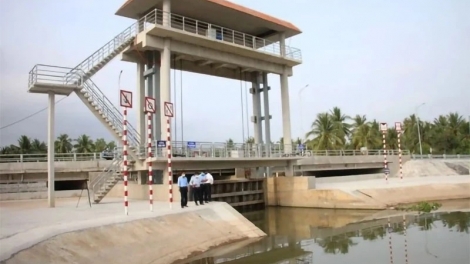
<box><xmin>396</xmin><ymin>202</ymin><xmax>442</xmax><ymax>213</ymax></box>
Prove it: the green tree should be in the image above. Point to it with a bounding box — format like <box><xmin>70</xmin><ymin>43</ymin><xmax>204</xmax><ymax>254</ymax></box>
<box><xmin>17</xmin><ymin>135</ymin><xmax>32</xmax><ymax>154</ymax></box>
<box><xmin>94</xmin><ymin>138</ymin><xmax>107</xmax><ymax>152</ymax></box>
<box><xmin>74</xmin><ymin>134</ymin><xmax>95</xmax><ymax>153</ymax></box>
<box><xmin>31</xmin><ymin>139</ymin><xmax>47</xmax><ymax>153</ymax></box>
<box><xmin>55</xmin><ymin>134</ymin><xmax>73</xmax><ymax>153</ymax></box>
<box><xmin>305</xmin><ymin>112</ymin><xmax>343</xmax><ymax>150</ymax></box>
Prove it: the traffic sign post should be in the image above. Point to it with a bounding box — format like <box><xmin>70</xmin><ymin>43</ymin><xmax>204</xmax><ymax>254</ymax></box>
<box><xmin>187</xmin><ymin>141</ymin><xmax>196</xmax><ymax>149</ymax></box>
<box><xmin>120</xmin><ymin>90</ymin><xmax>133</xmax><ymax>108</ymax></box>
<box><xmin>380</xmin><ymin>122</ymin><xmax>388</xmax><ymax>183</ymax></box>
<box><xmin>164</xmin><ymin>101</ymin><xmax>173</xmax><ymax>209</ymax></box>
<box><xmin>145</xmin><ymin>96</ymin><xmax>156</xmax><ymax>212</ymax></box>
<box><xmin>395</xmin><ymin>122</ymin><xmax>403</xmax><ymax>180</ymax></box>
<box><xmin>157</xmin><ymin>140</ymin><xmax>166</xmax><ymax>148</ymax></box>
<box><xmin>119</xmin><ymin>90</ymin><xmax>132</xmax><ymax>215</ymax></box>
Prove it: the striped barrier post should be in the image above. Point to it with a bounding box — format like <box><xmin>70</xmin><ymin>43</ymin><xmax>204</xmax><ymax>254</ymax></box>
<box><xmin>145</xmin><ymin>96</ymin><xmax>156</xmax><ymax>212</ymax></box>
<box><xmin>380</xmin><ymin>123</ymin><xmax>388</xmax><ymax>182</ymax></box>
<box><xmin>120</xmin><ymin>90</ymin><xmax>133</xmax><ymax>215</ymax></box>
<box><xmin>388</xmin><ymin>218</ymin><xmax>394</xmax><ymax>264</ymax></box>
<box><xmin>395</xmin><ymin>122</ymin><xmax>403</xmax><ymax>180</ymax></box>
<box><xmin>164</xmin><ymin>101</ymin><xmax>174</xmax><ymax>209</ymax></box>
<box><xmin>403</xmin><ymin>215</ymin><xmax>408</xmax><ymax>264</ymax></box>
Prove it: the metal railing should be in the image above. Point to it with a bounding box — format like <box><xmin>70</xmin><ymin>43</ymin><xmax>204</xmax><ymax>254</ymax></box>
<box><xmin>28</xmin><ymin>64</ymin><xmax>82</xmax><ymax>88</ymax></box>
<box><xmin>0</xmin><ymin>145</ymin><xmax>411</xmax><ymax>163</ymax></box>
<box><xmin>90</xmin><ymin>159</ymin><xmax>121</xmax><ymax>201</ymax></box>
<box><xmin>139</xmin><ymin>9</ymin><xmax>302</xmax><ymax>61</ymax></box>
<box><xmin>79</xmin><ymin>78</ymin><xmax>140</xmax><ymax>148</ymax></box>
<box><xmin>411</xmin><ymin>154</ymin><xmax>470</xmax><ymax>160</ymax></box>
<box><xmin>0</xmin><ymin>153</ymin><xmax>101</xmax><ymax>163</ymax></box>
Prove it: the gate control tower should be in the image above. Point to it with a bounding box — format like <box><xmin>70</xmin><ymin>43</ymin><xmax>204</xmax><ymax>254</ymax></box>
<box><xmin>116</xmin><ymin>0</ymin><xmax>303</xmax><ymax>153</ymax></box>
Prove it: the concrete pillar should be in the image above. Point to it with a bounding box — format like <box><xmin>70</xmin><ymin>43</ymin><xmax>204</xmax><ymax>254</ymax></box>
<box><xmin>280</xmin><ymin>67</ymin><xmax>292</xmax><ymax>153</ymax></box>
<box><xmin>152</xmin><ymin>52</ymin><xmax>161</xmax><ymax>141</ymax></box>
<box><xmin>262</xmin><ymin>72</ymin><xmax>271</xmax><ymax>155</ymax></box>
<box><xmin>160</xmin><ymin>40</ymin><xmax>171</xmax><ymax>141</ymax></box>
<box><xmin>136</xmin><ymin>63</ymin><xmax>146</xmax><ymax>145</ymax></box>
<box><xmin>262</xmin><ymin>72</ymin><xmax>271</xmax><ymax>177</ymax></box>
<box><xmin>279</xmin><ymin>32</ymin><xmax>286</xmax><ymax>57</ymax></box>
<box><xmin>162</xmin><ymin>0</ymin><xmax>171</xmax><ymax>27</ymax></box>
<box><xmin>47</xmin><ymin>92</ymin><xmax>55</xmax><ymax>207</ymax></box>
<box><xmin>251</xmin><ymin>72</ymin><xmax>263</xmax><ymax>144</ymax></box>
<box><xmin>285</xmin><ymin>161</ymin><xmax>294</xmax><ymax>177</ymax></box>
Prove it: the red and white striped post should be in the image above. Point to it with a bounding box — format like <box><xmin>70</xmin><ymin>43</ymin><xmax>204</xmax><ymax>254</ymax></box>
<box><xmin>395</xmin><ymin>122</ymin><xmax>403</xmax><ymax>180</ymax></box>
<box><xmin>119</xmin><ymin>90</ymin><xmax>133</xmax><ymax>215</ymax></box>
<box><xmin>380</xmin><ymin>123</ymin><xmax>389</xmax><ymax>182</ymax></box>
<box><xmin>388</xmin><ymin>218</ymin><xmax>394</xmax><ymax>264</ymax></box>
<box><xmin>145</xmin><ymin>97</ymin><xmax>156</xmax><ymax>212</ymax></box>
<box><xmin>403</xmin><ymin>215</ymin><xmax>408</xmax><ymax>264</ymax></box>
<box><xmin>164</xmin><ymin>101</ymin><xmax>174</xmax><ymax>209</ymax></box>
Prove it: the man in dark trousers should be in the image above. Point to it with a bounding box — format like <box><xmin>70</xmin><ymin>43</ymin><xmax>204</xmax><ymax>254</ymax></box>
<box><xmin>189</xmin><ymin>173</ymin><xmax>203</xmax><ymax>205</ymax></box>
<box><xmin>177</xmin><ymin>172</ymin><xmax>189</xmax><ymax>208</ymax></box>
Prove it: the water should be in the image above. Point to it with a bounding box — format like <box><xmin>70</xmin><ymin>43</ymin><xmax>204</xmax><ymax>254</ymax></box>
<box><xmin>180</xmin><ymin>205</ymin><xmax>470</xmax><ymax>264</ymax></box>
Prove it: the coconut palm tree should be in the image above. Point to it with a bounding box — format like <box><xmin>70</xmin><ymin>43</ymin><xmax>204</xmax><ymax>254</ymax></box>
<box><xmin>94</xmin><ymin>138</ymin><xmax>108</xmax><ymax>152</ymax></box>
<box><xmin>329</xmin><ymin>106</ymin><xmax>351</xmax><ymax>146</ymax></box>
<box><xmin>17</xmin><ymin>135</ymin><xmax>32</xmax><ymax>154</ymax></box>
<box><xmin>305</xmin><ymin>112</ymin><xmax>343</xmax><ymax>150</ymax></box>
<box><xmin>30</xmin><ymin>139</ymin><xmax>47</xmax><ymax>153</ymax></box>
<box><xmin>55</xmin><ymin>134</ymin><xmax>73</xmax><ymax>153</ymax></box>
<box><xmin>74</xmin><ymin>134</ymin><xmax>94</xmax><ymax>153</ymax></box>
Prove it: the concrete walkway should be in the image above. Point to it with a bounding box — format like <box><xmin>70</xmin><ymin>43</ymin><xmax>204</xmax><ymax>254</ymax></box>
<box><xmin>1</xmin><ymin>198</ymin><xmax>259</xmax><ymax>263</ymax></box>
<box><xmin>315</xmin><ymin>175</ymin><xmax>470</xmax><ymax>191</ymax></box>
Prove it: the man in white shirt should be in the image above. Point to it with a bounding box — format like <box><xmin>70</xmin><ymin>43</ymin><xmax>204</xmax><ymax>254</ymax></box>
<box><xmin>203</xmin><ymin>172</ymin><xmax>214</xmax><ymax>203</ymax></box>
<box><xmin>189</xmin><ymin>174</ymin><xmax>203</xmax><ymax>205</ymax></box>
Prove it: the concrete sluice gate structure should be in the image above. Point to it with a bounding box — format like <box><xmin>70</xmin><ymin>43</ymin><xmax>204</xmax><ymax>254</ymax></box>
<box><xmin>27</xmin><ymin>0</ymin><xmax>303</xmax><ymax>204</ymax></box>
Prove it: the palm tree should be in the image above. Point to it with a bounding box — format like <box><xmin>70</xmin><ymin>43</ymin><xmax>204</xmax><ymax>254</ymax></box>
<box><xmin>74</xmin><ymin>134</ymin><xmax>94</xmax><ymax>153</ymax></box>
<box><xmin>106</xmin><ymin>141</ymin><xmax>117</xmax><ymax>150</ymax></box>
<box><xmin>350</xmin><ymin>115</ymin><xmax>381</xmax><ymax>150</ymax></box>
<box><xmin>17</xmin><ymin>135</ymin><xmax>32</xmax><ymax>154</ymax></box>
<box><xmin>226</xmin><ymin>138</ymin><xmax>235</xmax><ymax>150</ymax></box>
<box><xmin>94</xmin><ymin>138</ymin><xmax>108</xmax><ymax>152</ymax></box>
<box><xmin>31</xmin><ymin>139</ymin><xmax>47</xmax><ymax>153</ymax></box>
<box><xmin>305</xmin><ymin>112</ymin><xmax>343</xmax><ymax>150</ymax></box>
<box><xmin>55</xmin><ymin>134</ymin><xmax>73</xmax><ymax>153</ymax></box>
<box><xmin>329</xmin><ymin>106</ymin><xmax>351</xmax><ymax>146</ymax></box>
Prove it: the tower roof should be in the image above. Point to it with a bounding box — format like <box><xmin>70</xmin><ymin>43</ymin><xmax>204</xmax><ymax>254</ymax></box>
<box><xmin>116</xmin><ymin>0</ymin><xmax>301</xmax><ymax>38</ymax></box>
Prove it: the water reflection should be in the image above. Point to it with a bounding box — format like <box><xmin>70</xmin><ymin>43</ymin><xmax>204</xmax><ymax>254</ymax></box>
<box><xmin>181</xmin><ymin>206</ymin><xmax>470</xmax><ymax>264</ymax></box>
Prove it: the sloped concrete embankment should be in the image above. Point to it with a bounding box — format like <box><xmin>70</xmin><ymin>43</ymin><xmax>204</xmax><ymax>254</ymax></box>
<box><xmin>3</xmin><ymin>203</ymin><xmax>265</xmax><ymax>264</ymax></box>
<box><xmin>267</xmin><ymin>177</ymin><xmax>470</xmax><ymax>209</ymax></box>
<box><xmin>397</xmin><ymin>159</ymin><xmax>463</xmax><ymax>177</ymax></box>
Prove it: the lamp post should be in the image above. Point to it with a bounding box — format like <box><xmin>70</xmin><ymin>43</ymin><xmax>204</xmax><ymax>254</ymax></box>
<box><xmin>298</xmin><ymin>84</ymin><xmax>309</xmax><ymax>141</ymax></box>
<box><xmin>415</xmin><ymin>103</ymin><xmax>425</xmax><ymax>157</ymax></box>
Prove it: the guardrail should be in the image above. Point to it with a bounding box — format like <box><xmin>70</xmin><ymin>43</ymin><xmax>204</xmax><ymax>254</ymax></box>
<box><xmin>0</xmin><ymin>145</ymin><xmax>411</xmax><ymax>163</ymax></box>
<box><xmin>411</xmin><ymin>154</ymin><xmax>470</xmax><ymax>159</ymax></box>
<box><xmin>139</xmin><ymin>9</ymin><xmax>302</xmax><ymax>61</ymax></box>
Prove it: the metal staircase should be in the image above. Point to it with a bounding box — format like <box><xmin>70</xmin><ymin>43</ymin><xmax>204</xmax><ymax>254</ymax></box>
<box><xmin>91</xmin><ymin>159</ymin><xmax>123</xmax><ymax>203</ymax></box>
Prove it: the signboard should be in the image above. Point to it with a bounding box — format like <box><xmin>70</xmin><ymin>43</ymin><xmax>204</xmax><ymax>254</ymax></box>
<box><xmin>380</xmin><ymin>122</ymin><xmax>388</xmax><ymax>132</ymax></box>
<box><xmin>187</xmin><ymin>141</ymin><xmax>196</xmax><ymax>149</ymax></box>
<box><xmin>395</xmin><ymin>122</ymin><xmax>402</xmax><ymax>132</ymax></box>
<box><xmin>120</xmin><ymin>90</ymin><xmax>133</xmax><ymax>108</ymax></box>
<box><xmin>383</xmin><ymin>168</ymin><xmax>390</xmax><ymax>175</ymax></box>
<box><xmin>298</xmin><ymin>144</ymin><xmax>305</xmax><ymax>150</ymax></box>
<box><xmin>164</xmin><ymin>102</ymin><xmax>173</xmax><ymax>117</ymax></box>
<box><xmin>145</xmin><ymin>97</ymin><xmax>156</xmax><ymax>113</ymax></box>
<box><xmin>157</xmin><ymin>140</ymin><xmax>166</xmax><ymax>148</ymax></box>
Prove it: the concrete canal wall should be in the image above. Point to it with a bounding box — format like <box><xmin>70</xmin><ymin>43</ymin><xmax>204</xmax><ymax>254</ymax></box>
<box><xmin>1</xmin><ymin>201</ymin><xmax>265</xmax><ymax>264</ymax></box>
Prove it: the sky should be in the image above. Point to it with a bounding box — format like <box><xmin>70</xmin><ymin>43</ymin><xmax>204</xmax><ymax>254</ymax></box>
<box><xmin>0</xmin><ymin>0</ymin><xmax>469</xmax><ymax>146</ymax></box>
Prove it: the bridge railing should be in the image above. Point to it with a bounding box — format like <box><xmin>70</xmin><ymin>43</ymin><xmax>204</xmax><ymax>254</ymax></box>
<box><xmin>411</xmin><ymin>154</ymin><xmax>470</xmax><ymax>159</ymax></box>
<box><xmin>0</xmin><ymin>148</ymin><xmax>411</xmax><ymax>163</ymax></box>
<box><xmin>0</xmin><ymin>153</ymin><xmax>101</xmax><ymax>163</ymax></box>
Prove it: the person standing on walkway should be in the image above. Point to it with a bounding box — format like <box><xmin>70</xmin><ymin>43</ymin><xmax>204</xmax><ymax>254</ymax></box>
<box><xmin>204</xmin><ymin>172</ymin><xmax>214</xmax><ymax>203</ymax></box>
<box><xmin>189</xmin><ymin>173</ymin><xmax>203</xmax><ymax>205</ymax></box>
<box><xmin>199</xmin><ymin>172</ymin><xmax>207</xmax><ymax>202</ymax></box>
<box><xmin>177</xmin><ymin>172</ymin><xmax>189</xmax><ymax>208</ymax></box>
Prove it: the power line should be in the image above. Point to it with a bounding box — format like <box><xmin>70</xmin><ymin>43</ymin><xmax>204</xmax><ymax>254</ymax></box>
<box><xmin>0</xmin><ymin>97</ymin><xmax>67</xmax><ymax>130</ymax></box>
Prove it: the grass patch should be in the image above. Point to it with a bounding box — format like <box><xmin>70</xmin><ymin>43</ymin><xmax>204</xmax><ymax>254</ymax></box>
<box><xmin>395</xmin><ymin>202</ymin><xmax>442</xmax><ymax>213</ymax></box>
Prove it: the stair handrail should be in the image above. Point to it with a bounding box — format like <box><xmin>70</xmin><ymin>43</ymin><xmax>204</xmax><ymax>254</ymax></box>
<box><xmin>91</xmin><ymin>159</ymin><xmax>122</xmax><ymax>199</ymax></box>
<box><xmin>69</xmin><ymin>24</ymin><xmax>139</xmax><ymax>77</ymax></box>
<box><xmin>81</xmin><ymin>80</ymin><xmax>140</xmax><ymax>148</ymax></box>
<box><xmin>62</xmin><ymin>67</ymin><xmax>141</xmax><ymax>147</ymax></box>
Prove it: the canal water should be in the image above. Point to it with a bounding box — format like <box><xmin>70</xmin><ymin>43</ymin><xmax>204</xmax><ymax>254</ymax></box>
<box><xmin>179</xmin><ymin>201</ymin><xmax>470</xmax><ymax>264</ymax></box>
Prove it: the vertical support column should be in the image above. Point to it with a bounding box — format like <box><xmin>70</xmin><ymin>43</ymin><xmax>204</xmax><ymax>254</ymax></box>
<box><xmin>160</xmin><ymin>40</ymin><xmax>171</xmax><ymax>144</ymax></box>
<box><xmin>280</xmin><ymin>68</ymin><xmax>292</xmax><ymax>153</ymax></box>
<box><xmin>262</xmin><ymin>72</ymin><xmax>271</xmax><ymax>155</ymax></box>
<box><xmin>251</xmin><ymin>72</ymin><xmax>263</xmax><ymax>145</ymax></box>
<box><xmin>147</xmin><ymin>112</ymin><xmax>153</xmax><ymax>212</ymax></box>
<box><xmin>123</xmin><ymin>108</ymin><xmax>129</xmax><ymax>215</ymax></box>
<box><xmin>162</xmin><ymin>0</ymin><xmax>171</xmax><ymax>27</ymax></box>
<box><xmin>279</xmin><ymin>32</ymin><xmax>286</xmax><ymax>57</ymax></box>
<box><xmin>137</xmin><ymin>63</ymin><xmax>146</xmax><ymax>145</ymax></box>
<box><xmin>47</xmin><ymin>92</ymin><xmax>55</xmax><ymax>208</ymax></box>
<box><xmin>152</xmin><ymin>52</ymin><xmax>161</xmax><ymax>141</ymax></box>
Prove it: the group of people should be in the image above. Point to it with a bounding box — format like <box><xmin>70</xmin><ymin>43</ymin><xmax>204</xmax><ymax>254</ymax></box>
<box><xmin>177</xmin><ymin>172</ymin><xmax>214</xmax><ymax>208</ymax></box>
